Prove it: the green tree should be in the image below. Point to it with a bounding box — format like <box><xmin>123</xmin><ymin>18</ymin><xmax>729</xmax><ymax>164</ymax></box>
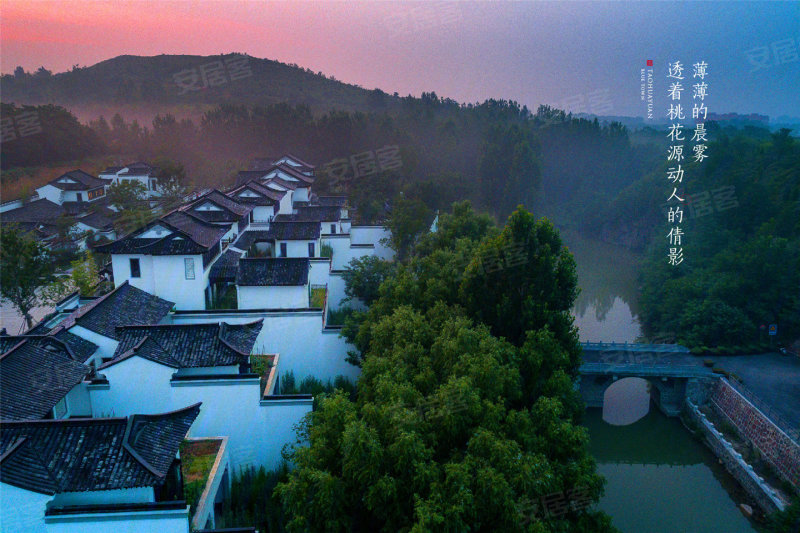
<box><xmin>0</xmin><ymin>226</ymin><xmax>57</xmax><ymax>329</ymax></box>
<box><xmin>277</xmin><ymin>304</ymin><xmax>611</xmax><ymax>532</ymax></box>
<box><xmin>70</xmin><ymin>250</ymin><xmax>100</xmax><ymax>296</ymax></box>
<box><xmin>279</xmin><ymin>202</ymin><xmax>613</xmax><ymax>532</ymax></box>
<box><xmin>385</xmin><ymin>195</ymin><xmax>433</xmax><ymax>261</ymax></box>
<box><xmin>107</xmin><ymin>180</ymin><xmax>147</xmax><ymax>210</ymax></box>
<box><xmin>341</xmin><ymin>255</ymin><xmax>396</xmax><ymax>306</ymax></box>
<box><xmin>460</xmin><ymin>207</ymin><xmax>580</xmax><ymax>354</ymax></box>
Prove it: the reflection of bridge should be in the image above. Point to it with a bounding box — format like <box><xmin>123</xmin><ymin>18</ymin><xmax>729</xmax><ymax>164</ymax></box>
<box><xmin>578</xmin><ymin>343</ymin><xmax>716</xmax><ymax>416</ymax></box>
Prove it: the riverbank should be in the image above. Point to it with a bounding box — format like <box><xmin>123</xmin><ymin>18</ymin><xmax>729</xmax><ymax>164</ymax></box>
<box><xmin>584</xmin><ymin>407</ymin><xmax>760</xmax><ymax>533</ymax></box>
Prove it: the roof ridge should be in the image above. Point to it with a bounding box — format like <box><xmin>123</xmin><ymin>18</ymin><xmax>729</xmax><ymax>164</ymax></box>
<box><xmin>122</xmin><ymin>403</ymin><xmax>202</xmax><ymax>478</ymax></box>
<box><xmin>55</xmin><ymin>281</ymin><xmax>130</xmax><ymax>331</ymax></box>
<box><xmin>0</xmin><ymin>339</ymin><xmax>29</xmax><ymax>360</ymax></box>
<box><xmin>216</xmin><ymin>322</ymin><xmax>250</xmax><ymax>359</ymax></box>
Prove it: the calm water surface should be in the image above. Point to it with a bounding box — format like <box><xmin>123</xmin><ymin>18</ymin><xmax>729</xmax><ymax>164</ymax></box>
<box><xmin>561</xmin><ymin>230</ymin><xmax>759</xmax><ymax>533</ymax></box>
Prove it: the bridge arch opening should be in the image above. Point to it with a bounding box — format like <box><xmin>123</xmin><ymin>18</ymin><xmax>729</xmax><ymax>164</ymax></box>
<box><xmin>603</xmin><ymin>377</ymin><xmax>650</xmax><ymax>425</ymax></box>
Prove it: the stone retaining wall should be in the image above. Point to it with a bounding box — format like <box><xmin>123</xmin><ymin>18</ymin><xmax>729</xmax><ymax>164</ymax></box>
<box><xmin>686</xmin><ymin>401</ymin><xmax>786</xmax><ymax>514</ymax></box>
<box><xmin>710</xmin><ymin>378</ymin><xmax>800</xmax><ymax>489</ymax></box>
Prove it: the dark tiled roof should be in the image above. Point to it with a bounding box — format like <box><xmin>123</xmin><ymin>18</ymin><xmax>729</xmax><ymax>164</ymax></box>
<box><xmin>230</xmin><ymin>181</ymin><xmax>281</xmax><ymax>206</ymax></box>
<box><xmin>2</xmin><ymin>199</ymin><xmax>66</xmax><ymax>225</ymax></box>
<box><xmin>266</xmin><ymin>163</ymin><xmax>315</xmax><ymax>185</ymax></box>
<box><xmin>99</xmin><ymin>211</ymin><xmax>227</xmax><ymax>255</ymax></box>
<box><xmin>119</xmin><ymin>162</ymin><xmax>157</xmax><ymax>177</ymax></box>
<box><xmin>233</xmin><ymin>231</ymin><xmax>271</xmax><ymax>251</ymax></box>
<box><xmin>98</xmin><ymin>231</ymin><xmax>210</xmax><ymax>256</ymax></box>
<box><xmin>295</xmin><ymin>206</ymin><xmax>342</xmax><ymax>221</ymax></box>
<box><xmin>273</xmin><ymin>153</ymin><xmax>316</xmax><ymax>170</ymax></box>
<box><xmin>57</xmin><ymin>282</ymin><xmax>174</xmax><ymax>340</ymax></box>
<box><xmin>161</xmin><ymin>211</ymin><xmax>228</xmax><ymax>248</ymax></box>
<box><xmin>100</xmin><ymin>166</ymin><xmax>124</xmax><ymax>175</ymax></box>
<box><xmin>53</xmin><ymin>329</ymin><xmax>100</xmax><ymax>363</ymax></box>
<box><xmin>48</xmin><ymin>170</ymin><xmax>106</xmax><ymax>191</ymax></box>
<box><xmin>275</xmin><ymin>206</ymin><xmax>342</xmax><ymax>223</ymax></box>
<box><xmin>0</xmin><ymin>404</ymin><xmax>200</xmax><ymax>494</ymax></box>
<box><xmin>317</xmin><ymin>196</ymin><xmax>348</xmax><ymax>207</ymax></box>
<box><xmin>76</xmin><ymin>208</ymin><xmax>115</xmax><ymax>231</ymax></box>
<box><xmin>236</xmin><ymin>258</ymin><xmax>309</xmax><ymax>286</ymax></box>
<box><xmin>208</xmin><ymin>249</ymin><xmax>243</xmax><ymax>282</ymax></box>
<box><xmin>266</xmin><ymin>222</ymin><xmax>320</xmax><ymax>240</ymax></box>
<box><xmin>264</xmin><ymin>177</ymin><xmax>297</xmax><ymax>191</ymax></box>
<box><xmin>103</xmin><ymin>320</ymin><xmax>262</xmax><ymax>369</ymax></box>
<box><xmin>187</xmin><ymin>190</ymin><xmax>251</xmax><ymax>217</ymax></box>
<box><xmin>0</xmin><ymin>340</ymin><xmax>90</xmax><ymax>421</ymax></box>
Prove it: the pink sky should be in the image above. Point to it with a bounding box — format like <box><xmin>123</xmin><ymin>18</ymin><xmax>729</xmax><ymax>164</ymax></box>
<box><xmin>1</xmin><ymin>1</ymin><xmax>500</xmax><ymax>100</ymax></box>
<box><xmin>3</xmin><ymin>1</ymin><xmax>798</xmax><ymax>117</ymax></box>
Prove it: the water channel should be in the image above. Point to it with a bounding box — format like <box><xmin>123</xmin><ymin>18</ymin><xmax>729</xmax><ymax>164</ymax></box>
<box><xmin>562</xmin><ymin>230</ymin><xmax>760</xmax><ymax>532</ymax></box>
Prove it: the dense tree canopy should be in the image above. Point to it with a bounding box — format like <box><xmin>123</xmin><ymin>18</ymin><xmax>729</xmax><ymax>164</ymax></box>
<box><xmin>638</xmin><ymin>131</ymin><xmax>800</xmax><ymax>351</ymax></box>
<box><xmin>277</xmin><ymin>202</ymin><xmax>615</xmax><ymax>532</ymax></box>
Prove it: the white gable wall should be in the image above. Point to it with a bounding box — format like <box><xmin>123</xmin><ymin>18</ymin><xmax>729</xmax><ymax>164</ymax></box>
<box><xmin>0</xmin><ymin>483</ymin><xmax>50</xmax><ymax>533</ymax></box>
<box><xmin>90</xmin><ymin>357</ymin><xmax>175</xmax><ymax>417</ymax></box>
<box><xmin>169</xmin><ymin>311</ymin><xmax>361</xmax><ymax>384</ymax></box>
<box><xmin>293</xmin><ymin>187</ymin><xmax>309</xmax><ymax>202</ymax></box>
<box><xmin>277</xmin><ymin>239</ymin><xmax>317</xmax><ymax>258</ymax></box>
<box><xmin>51</xmin><ymin>488</ymin><xmax>154</xmax><ymax>507</ymax></box>
<box><xmin>237</xmin><ymin>285</ymin><xmax>307</xmax><ymax>309</ymax></box>
<box><xmin>112</xmin><ymin>254</ymin><xmax>155</xmax><ymax>294</ymax></box>
<box><xmin>276</xmin><ymin>191</ymin><xmax>293</xmax><ymax>215</ymax></box>
<box><xmin>251</xmin><ymin>205</ymin><xmax>274</xmax><ymax>222</ymax></box>
<box><xmin>45</xmin><ymin>507</ymin><xmax>189</xmax><ymax>533</ymax></box>
<box><xmin>110</xmin><ymin>254</ymin><xmax>204</xmax><ymax>311</ymax></box>
<box><xmin>151</xmin><ymin>255</ymin><xmax>206</xmax><ymax>311</ymax></box>
<box><xmin>68</xmin><ymin>325</ymin><xmax>119</xmax><ymax>362</ymax></box>
<box><xmin>35</xmin><ymin>184</ymin><xmax>64</xmax><ymax>205</ymax></box>
<box><xmin>88</xmin><ymin>355</ymin><xmax>311</xmax><ymax>471</ymax></box>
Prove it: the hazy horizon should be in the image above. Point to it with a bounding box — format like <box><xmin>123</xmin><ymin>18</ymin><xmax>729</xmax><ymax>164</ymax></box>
<box><xmin>2</xmin><ymin>1</ymin><xmax>799</xmax><ymax>119</ymax></box>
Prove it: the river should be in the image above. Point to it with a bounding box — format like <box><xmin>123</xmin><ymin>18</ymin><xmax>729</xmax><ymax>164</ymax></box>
<box><xmin>562</xmin><ymin>230</ymin><xmax>761</xmax><ymax>533</ymax></box>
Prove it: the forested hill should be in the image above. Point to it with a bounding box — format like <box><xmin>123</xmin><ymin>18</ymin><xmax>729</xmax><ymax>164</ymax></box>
<box><xmin>0</xmin><ymin>54</ymin><xmax>403</xmax><ymax>120</ymax></box>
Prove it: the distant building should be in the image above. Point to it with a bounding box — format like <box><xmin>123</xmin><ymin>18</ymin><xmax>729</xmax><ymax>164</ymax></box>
<box><xmin>35</xmin><ymin>170</ymin><xmax>107</xmax><ymax>205</ymax></box>
<box><xmin>99</xmin><ymin>162</ymin><xmax>162</xmax><ymax>197</ymax></box>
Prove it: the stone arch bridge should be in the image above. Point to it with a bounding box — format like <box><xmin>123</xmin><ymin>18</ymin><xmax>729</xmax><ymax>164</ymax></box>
<box><xmin>579</xmin><ymin>342</ymin><xmax>717</xmax><ymax>416</ymax></box>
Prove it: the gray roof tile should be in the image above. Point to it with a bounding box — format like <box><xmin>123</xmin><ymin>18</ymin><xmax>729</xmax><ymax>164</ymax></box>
<box><xmin>0</xmin><ymin>403</ymin><xmax>200</xmax><ymax>494</ymax></box>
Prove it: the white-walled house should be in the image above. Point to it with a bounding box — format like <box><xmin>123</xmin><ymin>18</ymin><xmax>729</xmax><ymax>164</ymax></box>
<box><xmin>0</xmin><ymin>404</ymin><xmax>200</xmax><ymax>533</ymax></box>
<box><xmin>234</xmin><ymin>222</ymin><xmax>321</xmax><ymax>259</ymax></box>
<box><xmin>261</xmin><ymin>177</ymin><xmax>296</xmax><ymax>213</ymax></box>
<box><xmin>270</xmin><ymin>154</ymin><xmax>315</xmax><ymax>177</ymax></box>
<box><xmin>250</xmin><ymin>154</ymin><xmax>315</xmax><ymax>179</ymax></box>
<box><xmin>88</xmin><ymin>321</ymin><xmax>311</xmax><ymax>470</ymax></box>
<box><xmin>179</xmin><ymin>189</ymin><xmax>253</xmax><ymax>239</ymax></box>
<box><xmin>261</xmin><ymin>164</ymin><xmax>314</xmax><ymax>203</ymax></box>
<box><xmin>99</xmin><ymin>162</ymin><xmax>161</xmax><ymax>197</ymax></box>
<box><xmin>236</xmin><ymin>258</ymin><xmax>310</xmax><ymax>310</ymax></box>
<box><xmin>35</xmin><ymin>170</ymin><xmax>107</xmax><ymax>205</ymax></box>
<box><xmin>98</xmin><ymin>214</ymin><xmax>228</xmax><ymax>310</ymax></box>
<box><xmin>229</xmin><ymin>180</ymin><xmax>284</xmax><ymax>224</ymax></box>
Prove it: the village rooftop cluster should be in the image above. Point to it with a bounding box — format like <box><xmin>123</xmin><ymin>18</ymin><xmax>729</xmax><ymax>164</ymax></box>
<box><xmin>0</xmin><ymin>154</ymin><xmax>395</xmax><ymax>532</ymax></box>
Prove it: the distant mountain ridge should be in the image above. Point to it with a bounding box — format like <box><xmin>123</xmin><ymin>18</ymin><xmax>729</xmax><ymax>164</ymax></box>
<box><xmin>1</xmin><ymin>54</ymin><xmax>401</xmax><ymax>119</ymax></box>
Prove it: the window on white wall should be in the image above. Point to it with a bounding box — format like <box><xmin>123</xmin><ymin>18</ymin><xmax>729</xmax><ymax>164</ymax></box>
<box><xmin>130</xmin><ymin>258</ymin><xmax>141</xmax><ymax>278</ymax></box>
<box><xmin>184</xmin><ymin>258</ymin><xmax>195</xmax><ymax>280</ymax></box>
